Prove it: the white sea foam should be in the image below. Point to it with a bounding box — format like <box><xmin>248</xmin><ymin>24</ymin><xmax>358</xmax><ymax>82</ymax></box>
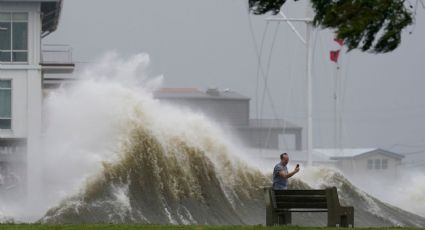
<box><xmin>300</xmin><ymin>166</ymin><xmax>424</xmax><ymax>225</ymax></box>
<box><xmin>4</xmin><ymin>52</ymin><xmax>251</xmax><ymax>222</ymax></box>
<box><xmin>356</xmin><ymin>170</ymin><xmax>425</xmax><ymax>218</ymax></box>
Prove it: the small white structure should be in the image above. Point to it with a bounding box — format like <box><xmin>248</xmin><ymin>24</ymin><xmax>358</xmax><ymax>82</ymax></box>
<box><xmin>0</xmin><ymin>0</ymin><xmax>72</xmax><ymax>198</ymax></box>
<box><xmin>315</xmin><ymin>148</ymin><xmax>404</xmax><ymax>179</ymax></box>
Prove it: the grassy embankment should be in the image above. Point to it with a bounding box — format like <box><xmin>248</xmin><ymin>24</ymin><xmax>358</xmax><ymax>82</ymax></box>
<box><xmin>0</xmin><ymin>225</ymin><xmax>423</xmax><ymax>230</ymax></box>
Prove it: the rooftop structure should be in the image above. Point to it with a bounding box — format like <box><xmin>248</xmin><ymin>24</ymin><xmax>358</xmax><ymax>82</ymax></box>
<box><xmin>155</xmin><ymin>88</ymin><xmax>302</xmax><ymax>150</ymax></box>
<box><xmin>155</xmin><ymin>87</ymin><xmax>249</xmax><ymax>100</ymax></box>
<box><xmin>314</xmin><ymin>148</ymin><xmax>404</xmax><ymax>160</ymax></box>
<box><xmin>315</xmin><ymin>148</ymin><xmax>405</xmax><ymax>179</ymax></box>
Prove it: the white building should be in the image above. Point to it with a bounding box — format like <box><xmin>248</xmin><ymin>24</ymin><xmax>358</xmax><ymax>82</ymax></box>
<box><xmin>0</xmin><ymin>0</ymin><xmax>72</xmax><ymax>198</ymax></box>
<box><xmin>315</xmin><ymin>148</ymin><xmax>405</xmax><ymax>179</ymax></box>
<box><xmin>249</xmin><ymin>148</ymin><xmax>405</xmax><ymax>177</ymax></box>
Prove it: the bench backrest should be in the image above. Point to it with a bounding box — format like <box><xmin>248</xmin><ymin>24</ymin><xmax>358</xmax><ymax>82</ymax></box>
<box><xmin>272</xmin><ymin>189</ymin><xmax>328</xmax><ymax>209</ymax></box>
<box><xmin>265</xmin><ymin>187</ymin><xmax>342</xmax><ymax>211</ymax></box>
<box><xmin>264</xmin><ymin>187</ymin><xmax>353</xmax><ymax>227</ymax></box>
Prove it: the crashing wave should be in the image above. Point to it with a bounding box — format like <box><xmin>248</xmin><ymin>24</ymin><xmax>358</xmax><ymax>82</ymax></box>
<box><xmin>40</xmin><ymin>125</ymin><xmax>425</xmax><ymax>227</ymax></box>
<box><xmin>38</xmin><ymin>53</ymin><xmax>425</xmax><ymax>227</ymax></box>
<box><xmin>41</xmin><ymin>121</ymin><xmax>268</xmax><ymax>224</ymax></box>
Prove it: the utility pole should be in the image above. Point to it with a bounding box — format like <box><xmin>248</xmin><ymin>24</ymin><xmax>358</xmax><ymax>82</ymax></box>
<box><xmin>266</xmin><ymin>10</ymin><xmax>314</xmax><ymax>166</ymax></box>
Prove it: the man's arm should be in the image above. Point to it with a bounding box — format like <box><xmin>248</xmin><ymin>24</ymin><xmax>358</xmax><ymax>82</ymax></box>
<box><xmin>279</xmin><ymin>166</ymin><xmax>300</xmax><ymax>179</ymax></box>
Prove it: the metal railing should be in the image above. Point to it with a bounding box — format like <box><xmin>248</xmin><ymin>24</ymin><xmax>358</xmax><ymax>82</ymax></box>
<box><xmin>41</xmin><ymin>44</ymin><xmax>73</xmax><ymax>64</ymax></box>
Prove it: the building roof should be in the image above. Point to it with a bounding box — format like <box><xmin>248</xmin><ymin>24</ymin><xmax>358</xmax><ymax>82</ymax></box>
<box><xmin>154</xmin><ymin>88</ymin><xmax>249</xmax><ymax>100</ymax></box>
<box><xmin>40</xmin><ymin>0</ymin><xmax>62</xmax><ymax>36</ymax></box>
<box><xmin>315</xmin><ymin>148</ymin><xmax>405</xmax><ymax>160</ymax></box>
<box><xmin>0</xmin><ymin>0</ymin><xmax>62</xmax><ymax>36</ymax></box>
<box><xmin>248</xmin><ymin>119</ymin><xmax>301</xmax><ymax>130</ymax></box>
<box><xmin>315</xmin><ymin>148</ymin><xmax>376</xmax><ymax>158</ymax></box>
<box><xmin>248</xmin><ymin>149</ymin><xmax>334</xmax><ymax>163</ymax></box>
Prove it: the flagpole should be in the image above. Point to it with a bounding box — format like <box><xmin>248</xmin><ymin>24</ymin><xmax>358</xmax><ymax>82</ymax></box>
<box><xmin>337</xmin><ymin>57</ymin><xmax>343</xmax><ymax>152</ymax></box>
<box><xmin>332</xmin><ymin>50</ymin><xmax>338</xmax><ymax>151</ymax></box>
<box><xmin>306</xmin><ymin>21</ymin><xmax>313</xmax><ymax>167</ymax></box>
<box><xmin>330</xmin><ymin>39</ymin><xmax>343</xmax><ymax>153</ymax></box>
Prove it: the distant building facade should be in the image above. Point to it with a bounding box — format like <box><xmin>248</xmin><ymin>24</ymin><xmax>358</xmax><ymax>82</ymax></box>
<box><xmin>315</xmin><ymin>148</ymin><xmax>404</xmax><ymax>178</ymax></box>
<box><xmin>154</xmin><ymin>87</ymin><xmax>302</xmax><ymax>150</ymax></box>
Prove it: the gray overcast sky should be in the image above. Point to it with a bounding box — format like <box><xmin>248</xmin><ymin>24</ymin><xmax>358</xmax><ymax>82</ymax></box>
<box><xmin>44</xmin><ymin>0</ymin><xmax>425</xmax><ymax>156</ymax></box>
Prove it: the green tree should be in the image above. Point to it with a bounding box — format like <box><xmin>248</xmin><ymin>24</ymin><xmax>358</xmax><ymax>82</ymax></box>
<box><xmin>249</xmin><ymin>0</ymin><xmax>413</xmax><ymax>53</ymax></box>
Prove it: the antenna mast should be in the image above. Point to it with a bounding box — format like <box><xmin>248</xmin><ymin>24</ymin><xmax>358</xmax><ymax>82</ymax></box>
<box><xmin>266</xmin><ymin>8</ymin><xmax>314</xmax><ymax>166</ymax></box>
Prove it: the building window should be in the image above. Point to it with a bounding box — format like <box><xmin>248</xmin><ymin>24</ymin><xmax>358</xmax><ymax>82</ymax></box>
<box><xmin>0</xmin><ymin>80</ymin><xmax>12</xmax><ymax>129</ymax></box>
<box><xmin>374</xmin><ymin>159</ymin><xmax>381</xmax><ymax>169</ymax></box>
<box><xmin>367</xmin><ymin>159</ymin><xmax>373</xmax><ymax>169</ymax></box>
<box><xmin>382</xmin><ymin>159</ymin><xmax>388</xmax><ymax>169</ymax></box>
<box><xmin>0</xmin><ymin>12</ymin><xmax>28</xmax><ymax>63</ymax></box>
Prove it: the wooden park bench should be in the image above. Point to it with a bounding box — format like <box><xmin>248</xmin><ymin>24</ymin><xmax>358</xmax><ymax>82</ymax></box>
<box><xmin>264</xmin><ymin>186</ymin><xmax>354</xmax><ymax>227</ymax></box>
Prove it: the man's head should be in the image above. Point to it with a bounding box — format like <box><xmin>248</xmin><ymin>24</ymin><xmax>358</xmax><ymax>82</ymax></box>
<box><xmin>280</xmin><ymin>152</ymin><xmax>289</xmax><ymax>165</ymax></box>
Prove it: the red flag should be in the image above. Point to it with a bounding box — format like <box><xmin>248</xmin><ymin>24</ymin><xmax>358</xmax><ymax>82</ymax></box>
<box><xmin>334</xmin><ymin>38</ymin><xmax>344</xmax><ymax>46</ymax></box>
<box><xmin>330</xmin><ymin>50</ymin><xmax>340</xmax><ymax>63</ymax></box>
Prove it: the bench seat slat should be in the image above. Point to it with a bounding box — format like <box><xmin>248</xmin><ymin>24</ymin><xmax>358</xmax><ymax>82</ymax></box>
<box><xmin>274</xmin><ymin>190</ymin><xmax>326</xmax><ymax>196</ymax></box>
<box><xmin>275</xmin><ymin>196</ymin><xmax>327</xmax><ymax>203</ymax></box>
<box><xmin>276</xmin><ymin>208</ymin><xmax>328</xmax><ymax>213</ymax></box>
<box><xmin>276</xmin><ymin>202</ymin><xmax>328</xmax><ymax>209</ymax></box>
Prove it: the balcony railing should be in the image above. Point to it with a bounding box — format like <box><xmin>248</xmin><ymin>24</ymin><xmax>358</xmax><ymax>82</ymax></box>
<box><xmin>41</xmin><ymin>44</ymin><xmax>74</xmax><ymax>74</ymax></box>
<box><xmin>41</xmin><ymin>44</ymin><xmax>73</xmax><ymax>64</ymax></box>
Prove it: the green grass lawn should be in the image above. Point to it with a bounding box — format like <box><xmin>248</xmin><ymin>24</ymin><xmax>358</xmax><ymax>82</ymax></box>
<box><xmin>0</xmin><ymin>224</ymin><xmax>423</xmax><ymax>230</ymax></box>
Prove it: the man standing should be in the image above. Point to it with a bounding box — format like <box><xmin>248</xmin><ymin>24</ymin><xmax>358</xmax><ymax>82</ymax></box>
<box><xmin>273</xmin><ymin>153</ymin><xmax>300</xmax><ymax>190</ymax></box>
